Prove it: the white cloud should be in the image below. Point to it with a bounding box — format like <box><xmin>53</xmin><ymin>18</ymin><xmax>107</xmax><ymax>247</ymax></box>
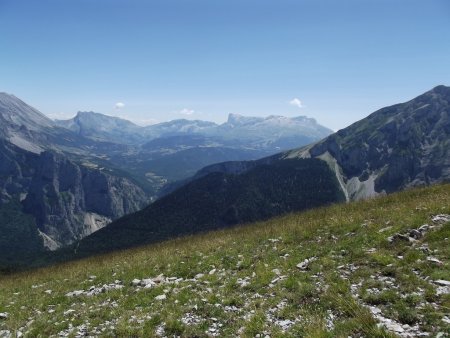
<box><xmin>115</xmin><ymin>102</ymin><xmax>125</xmax><ymax>109</ymax></box>
<box><xmin>180</xmin><ymin>108</ymin><xmax>195</xmax><ymax>115</ymax></box>
<box><xmin>289</xmin><ymin>98</ymin><xmax>303</xmax><ymax>108</ymax></box>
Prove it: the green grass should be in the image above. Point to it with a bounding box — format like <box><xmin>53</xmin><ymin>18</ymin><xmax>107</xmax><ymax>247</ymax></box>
<box><xmin>0</xmin><ymin>184</ymin><xmax>449</xmax><ymax>337</ymax></box>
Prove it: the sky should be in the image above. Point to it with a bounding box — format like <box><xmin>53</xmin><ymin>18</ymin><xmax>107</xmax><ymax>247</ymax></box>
<box><xmin>1</xmin><ymin>0</ymin><xmax>450</xmax><ymax>130</ymax></box>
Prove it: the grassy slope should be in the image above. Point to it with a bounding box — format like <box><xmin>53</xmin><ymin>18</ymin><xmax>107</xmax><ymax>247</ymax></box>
<box><xmin>0</xmin><ymin>184</ymin><xmax>449</xmax><ymax>337</ymax></box>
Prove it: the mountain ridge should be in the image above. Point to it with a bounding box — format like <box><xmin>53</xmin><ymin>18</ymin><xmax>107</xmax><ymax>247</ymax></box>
<box><xmin>283</xmin><ymin>85</ymin><xmax>450</xmax><ymax>200</ymax></box>
<box><xmin>66</xmin><ymin>85</ymin><xmax>450</xmax><ymax>260</ymax></box>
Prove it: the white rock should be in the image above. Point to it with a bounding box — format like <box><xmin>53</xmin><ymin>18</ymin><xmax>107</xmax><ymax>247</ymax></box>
<box><xmin>0</xmin><ymin>312</ymin><xmax>8</xmax><ymax>319</ymax></box>
<box><xmin>296</xmin><ymin>257</ymin><xmax>317</xmax><ymax>270</ymax></box>
<box><xmin>152</xmin><ymin>274</ymin><xmax>165</xmax><ymax>284</ymax></box>
<box><xmin>131</xmin><ymin>278</ymin><xmax>141</xmax><ymax>286</ymax></box>
<box><xmin>384</xmin><ymin>321</ymin><xmax>404</xmax><ymax>333</ymax></box>
<box><xmin>65</xmin><ymin>290</ymin><xmax>84</xmax><ymax>297</ymax></box>
<box><xmin>155</xmin><ymin>294</ymin><xmax>167</xmax><ymax>301</ymax></box>
<box><xmin>431</xmin><ymin>214</ymin><xmax>450</xmax><ymax>223</ymax></box>
<box><xmin>0</xmin><ymin>330</ymin><xmax>11</xmax><ymax>338</ymax></box>
<box><xmin>427</xmin><ymin>256</ymin><xmax>443</xmax><ymax>265</ymax></box>
<box><xmin>140</xmin><ymin>279</ymin><xmax>155</xmax><ymax>287</ymax></box>
<box><xmin>418</xmin><ymin>224</ymin><xmax>430</xmax><ymax>232</ymax></box>
<box><xmin>63</xmin><ymin>309</ymin><xmax>76</xmax><ymax>316</ymax></box>
<box><xmin>195</xmin><ymin>273</ymin><xmax>205</xmax><ymax>279</ymax></box>
<box><xmin>209</xmin><ymin>268</ymin><xmax>216</xmax><ymax>275</ymax></box>
<box><xmin>434</xmin><ymin>280</ymin><xmax>450</xmax><ymax>286</ymax></box>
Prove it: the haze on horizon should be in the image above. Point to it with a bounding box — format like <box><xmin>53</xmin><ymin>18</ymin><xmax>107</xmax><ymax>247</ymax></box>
<box><xmin>1</xmin><ymin>0</ymin><xmax>449</xmax><ymax>131</ymax></box>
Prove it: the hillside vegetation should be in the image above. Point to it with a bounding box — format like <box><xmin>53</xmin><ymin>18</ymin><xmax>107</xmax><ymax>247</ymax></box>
<box><xmin>60</xmin><ymin>158</ymin><xmax>344</xmax><ymax>260</ymax></box>
<box><xmin>0</xmin><ymin>184</ymin><xmax>449</xmax><ymax>337</ymax></box>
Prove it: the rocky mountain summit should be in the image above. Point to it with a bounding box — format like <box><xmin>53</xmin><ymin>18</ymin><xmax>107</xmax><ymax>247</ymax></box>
<box><xmin>56</xmin><ymin>111</ymin><xmax>333</xmax><ymax>150</ymax></box>
<box><xmin>283</xmin><ymin>85</ymin><xmax>450</xmax><ymax>200</ymax></box>
<box><xmin>55</xmin><ymin>111</ymin><xmax>145</xmax><ymax>144</ymax></box>
<box><xmin>0</xmin><ymin>94</ymin><xmax>149</xmax><ymax>257</ymax></box>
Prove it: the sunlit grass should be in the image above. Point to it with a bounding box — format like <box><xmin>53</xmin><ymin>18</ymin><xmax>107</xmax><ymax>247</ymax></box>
<box><xmin>0</xmin><ymin>184</ymin><xmax>449</xmax><ymax>337</ymax></box>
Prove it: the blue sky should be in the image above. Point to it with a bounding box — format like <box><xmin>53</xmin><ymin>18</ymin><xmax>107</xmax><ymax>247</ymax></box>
<box><xmin>1</xmin><ymin>0</ymin><xmax>449</xmax><ymax>130</ymax></box>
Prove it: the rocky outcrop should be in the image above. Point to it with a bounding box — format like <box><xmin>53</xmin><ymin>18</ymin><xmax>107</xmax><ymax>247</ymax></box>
<box><xmin>22</xmin><ymin>151</ymin><xmax>148</xmax><ymax>247</ymax></box>
<box><xmin>285</xmin><ymin>85</ymin><xmax>450</xmax><ymax>200</ymax></box>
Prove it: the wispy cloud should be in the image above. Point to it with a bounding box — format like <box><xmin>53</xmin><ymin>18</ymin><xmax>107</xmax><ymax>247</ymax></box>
<box><xmin>289</xmin><ymin>98</ymin><xmax>303</xmax><ymax>108</ymax></box>
<box><xmin>115</xmin><ymin>102</ymin><xmax>125</xmax><ymax>109</ymax></box>
<box><xmin>180</xmin><ymin>108</ymin><xmax>195</xmax><ymax>115</ymax></box>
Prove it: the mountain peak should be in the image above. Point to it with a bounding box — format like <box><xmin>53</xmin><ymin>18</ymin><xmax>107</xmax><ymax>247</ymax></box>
<box><xmin>226</xmin><ymin>113</ymin><xmax>264</xmax><ymax>126</ymax></box>
<box><xmin>430</xmin><ymin>84</ymin><xmax>450</xmax><ymax>95</ymax></box>
<box><xmin>0</xmin><ymin>92</ymin><xmax>54</xmax><ymax>130</ymax></box>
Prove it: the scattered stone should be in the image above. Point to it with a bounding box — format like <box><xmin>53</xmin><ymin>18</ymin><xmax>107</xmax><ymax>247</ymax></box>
<box><xmin>0</xmin><ymin>330</ymin><xmax>11</xmax><ymax>338</ymax></box>
<box><xmin>417</xmin><ymin>244</ymin><xmax>431</xmax><ymax>253</ymax></box>
<box><xmin>326</xmin><ymin>310</ymin><xmax>335</xmax><ymax>330</ymax></box>
<box><xmin>66</xmin><ymin>290</ymin><xmax>84</xmax><ymax>297</ymax></box>
<box><xmin>434</xmin><ymin>280</ymin><xmax>450</xmax><ymax>286</ymax></box>
<box><xmin>272</xmin><ymin>268</ymin><xmax>281</xmax><ymax>275</ymax></box>
<box><xmin>152</xmin><ymin>274</ymin><xmax>165</xmax><ymax>284</ymax></box>
<box><xmin>409</xmin><ymin>229</ymin><xmax>422</xmax><ymax>239</ymax></box>
<box><xmin>181</xmin><ymin>312</ymin><xmax>203</xmax><ymax>325</ymax></box>
<box><xmin>427</xmin><ymin>256</ymin><xmax>443</xmax><ymax>265</ymax></box>
<box><xmin>296</xmin><ymin>257</ymin><xmax>317</xmax><ymax>270</ymax></box>
<box><xmin>131</xmin><ymin>278</ymin><xmax>141</xmax><ymax>286</ymax></box>
<box><xmin>431</xmin><ymin>214</ymin><xmax>450</xmax><ymax>223</ymax></box>
<box><xmin>388</xmin><ymin>233</ymin><xmax>414</xmax><ymax>243</ymax></box>
<box><xmin>418</xmin><ymin>224</ymin><xmax>430</xmax><ymax>232</ymax></box>
<box><xmin>140</xmin><ymin>279</ymin><xmax>156</xmax><ymax>288</ymax></box>
<box><xmin>0</xmin><ymin>313</ymin><xmax>8</xmax><ymax>319</ymax></box>
<box><xmin>155</xmin><ymin>294</ymin><xmax>166</xmax><ymax>301</ymax></box>
<box><xmin>209</xmin><ymin>268</ymin><xmax>216</xmax><ymax>275</ymax></box>
<box><xmin>63</xmin><ymin>309</ymin><xmax>76</xmax><ymax>316</ymax></box>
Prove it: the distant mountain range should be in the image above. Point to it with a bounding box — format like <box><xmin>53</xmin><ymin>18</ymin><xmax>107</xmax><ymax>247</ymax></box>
<box><xmin>53</xmin><ymin>85</ymin><xmax>449</xmax><ymax>261</ymax></box>
<box><xmin>0</xmin><ymin>92</ymin><xmax>331</xmax><ymax>267</ymax></box>
<box><xmin>55</xmin><ymin>110</ymin><xmax>332</xmax><ymax>149</ymax></box>
<box><xmin>53</xmin><ymin>109</ymin><xmax>333</xmax><ymax>187</ymax></box>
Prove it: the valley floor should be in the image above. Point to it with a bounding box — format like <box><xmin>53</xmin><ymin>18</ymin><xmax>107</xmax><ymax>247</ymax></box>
<box><xmin>0</xmin><ymin>184</ymin><xmax>449</xmax><ymax>337</ymax></box>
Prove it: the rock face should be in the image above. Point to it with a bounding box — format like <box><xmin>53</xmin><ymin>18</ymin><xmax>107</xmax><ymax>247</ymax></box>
<box><xmin>0</xmin><ymin>94</ymin><xmax>149</xmax><ymax>252</ymax></box>
<box><xmin>55</xmin><ymin>111</ymin><xmax>145</xmax><ymax>144</ymax></box>
<box><xmin>22</xmin><ymin>151</ymin><xmax>147</xmax><ymax>247</ymax></box>
<box><xmin>285</xmin><ymin>85</ymin><xmax>450</xmax><ymax>200</ymax></box>
<box><xmin>0</xmin><ymin>141</ymin><xmax>147</xmax><ymax>249</ymax></box>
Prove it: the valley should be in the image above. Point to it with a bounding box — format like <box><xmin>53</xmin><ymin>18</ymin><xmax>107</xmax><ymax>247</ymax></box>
<box><xmin>0</xmin><ymin>93</ymin><xmax>331</xmax><ymax>258</ymax></box>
